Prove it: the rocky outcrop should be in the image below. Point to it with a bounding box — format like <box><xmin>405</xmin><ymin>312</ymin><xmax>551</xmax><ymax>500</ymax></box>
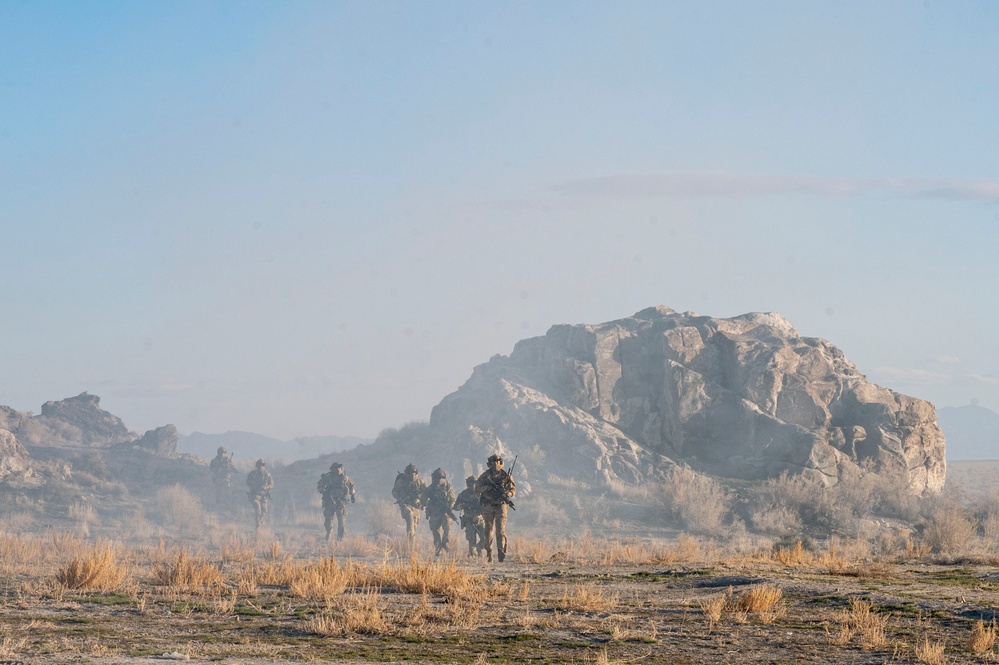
<box><xmin>429</xmin><ymin>306</ymin><xmax>946</xmax><ymax>494</ymax></box>
<box><xmin>125</xmin><ymin>425</ymin><xmax>179</xmax><ymax>457</ymax></box>
<box><xmin>39</xmin><ymin>392</ymin><xmax>132</xmax><ymax>446</ymax></box>
<box><xmin>0</xmin><ymin>428</ymin><xmax>30</xmax><ymax>479</ymax></box>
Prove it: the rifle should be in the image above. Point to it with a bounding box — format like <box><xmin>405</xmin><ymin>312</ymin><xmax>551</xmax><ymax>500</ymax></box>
<box><xmin>481</xmin><ymin>455</ymin><xmax>517</xmax><ymax>510</ymax></box>
<box><xmin>445</xmin><ymin>505</ymin><xmax>460</xmax><ymax>524</ymax></box>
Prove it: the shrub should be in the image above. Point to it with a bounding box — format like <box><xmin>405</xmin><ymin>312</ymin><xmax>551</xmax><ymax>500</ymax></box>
<box><xmin>657</xmin><ymin>467</ymin><xmax>731</xmax><ymax>535</ymax></box>
<box><xmin>154</xmin><ymin>549</ymin><xmax>226</xmax><ymax>590</ymax></box>
<box><xmin>56</xmin><ymin>542</ymin><xmax>128</xmax><ymax>591</ymax></box>
<box><xmin>153</xmin><ymin>484</ymin><xmax>204</xmax><ymax>535</ymax></box>
<box><xmin>969</xmin><ymin>619</ymin><xmax>997</xmax><ymax>655</ymax></box>
<box><xmin>920</xmin><ymin>490</ymin><xmax>975</xmax><ymax>555</ymax></box>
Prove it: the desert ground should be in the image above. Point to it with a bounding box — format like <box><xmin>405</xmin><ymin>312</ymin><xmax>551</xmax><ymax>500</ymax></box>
<box><xmin>1</xmin><ymin>461</ymin><xmax>998</xmax><ymax>665</ymax></box>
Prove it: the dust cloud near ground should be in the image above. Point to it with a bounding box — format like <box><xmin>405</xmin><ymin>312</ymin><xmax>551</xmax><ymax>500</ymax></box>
<box><xmin>3</xmin><ymin>453</ymin><xmax>999</xmax><ymax>664</ymax></box>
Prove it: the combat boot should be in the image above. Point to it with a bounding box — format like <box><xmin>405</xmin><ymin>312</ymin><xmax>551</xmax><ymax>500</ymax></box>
<box><xmin>497</xmin><ymin>550</ymin><xmax>505</xmax><ymax>562</ymax></box>
<box><xmin>486</xmin><ymin>551</ymin><xmax>492</xmax><ymax>562</ymax></box>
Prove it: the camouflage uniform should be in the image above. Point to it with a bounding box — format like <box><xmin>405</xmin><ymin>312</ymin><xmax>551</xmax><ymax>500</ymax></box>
<box><xmin>317</xmin><ymin>462</ymin><xmax>355</xmax><ymax>542</ymax></box>
<box><xmin>422</xmin><ymin>468</ymin><xmax>457</xmax><ymax>556</ymax></box>
<box><xmin>391</xmin><ymin>463</ymin><xmax>426</xmax><ymax>546</ymax></box>
<box><xmin>209</xmin><ymin>447</ymin><xmax>235</xmax><ymax>507</ymax></box>
<box><xmin>454</xmin><ymin>475</ymin><xmax>485</xmax><ymax>557</ymax></box>
<box><xmin>246</xmin><ymin>459</ymin><xmax>274</xmax><ymax>529</ymax></box>
<box><xmin>474</xmin><ymin>454</ymin><xmax>516</xmax><ymax>562</ymax></box>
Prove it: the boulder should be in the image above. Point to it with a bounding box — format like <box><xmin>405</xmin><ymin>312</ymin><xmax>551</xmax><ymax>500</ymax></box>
<box><xmin>38</xmin><ymin>392</ymin><xmax>131</xmax><ymax>446</ymax></box>
<box><xmin>428</xmin><ymin>306</ymin><xmax>945</xmax><ymax>494</ymax></box>
<box><xmin>126</xmin><ymin>425</ymin><xmax>179</xmax><ymax>457</ymax></box>
<box><xmin>0</xmin><ymin>428</ymin><xmax>30</xmax><ymax>479</ymax></box>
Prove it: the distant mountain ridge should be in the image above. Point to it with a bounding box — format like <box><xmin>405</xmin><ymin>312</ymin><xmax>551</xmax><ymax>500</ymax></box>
<box><xmin>178</xmin><ymin>431</ymin><xmax>371</xmax><ymax>463</ymax></box>
<box><xmin>937</xmin><ymin>405</ymin><xmax>999</xmax><ymax>460</ymax></box>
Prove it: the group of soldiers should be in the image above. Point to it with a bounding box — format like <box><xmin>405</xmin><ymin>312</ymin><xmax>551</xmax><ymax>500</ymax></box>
<box><xmin>209</xmin><ymin>448</ymin><xmax>274</xmax><ymax>529</ymax></box>
<box><xmin>390</xmin><ymin>454</ymin><xmax>516</xmax><ymax>561</ymax></box>
<box><xmin>208</xmin><ymin>448</ymin><xmax>516</xmax><ymax>561</ymax></box>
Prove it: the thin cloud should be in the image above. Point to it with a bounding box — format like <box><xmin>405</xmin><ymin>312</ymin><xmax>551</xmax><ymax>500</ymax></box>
<box><xmin>970</xmin><ymin>373</ymin><xmax>999</xmax><ymax>386</ymax></box>
<box><xmin>549</xmin><ymin>173</ymin><xmax>999</xmax><ymax>203</ymax></box>
<box><xmin>934</xmin><ymin>355</ymin><xmax>961</xmax><ymax>365</ymax></box>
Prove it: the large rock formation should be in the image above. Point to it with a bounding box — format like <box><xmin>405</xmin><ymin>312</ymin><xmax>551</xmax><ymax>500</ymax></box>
<box><xmin>429</xmin><ymin>306</ymin><xmax>946</xmax><ymax>494</ymax></box>
<box><xmin>38</xmin><ymin>392</ymin><xmax>132</xmax><ymax>446</ymax></box>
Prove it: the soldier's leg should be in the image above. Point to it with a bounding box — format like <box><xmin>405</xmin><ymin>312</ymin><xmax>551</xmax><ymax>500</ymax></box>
<box><xmin>441</xmin><ymin>515</ymin><xmax>451</xmax><ymax>552</ymax></box>
<box><xmin>403</xmin><ymin>506</ymin><xmax>418</xmax><ymax>544</ymax></box>
<box><xmin>254</xmin><ymin>497</ymin><xmax>264</xmax><ymax>528</ymax></box>
<box><xmin>465</xmin><ymin>523</ymin><xmax>476</xmax><ymax>556</ymax></box>
<box><xmin>336</xmin><ymin>504</ymin><xmax>347</xmax><ymax>541</ymax></box>
<box><xmin>475</xmin><ymin>519</ymin><xmax>486</xmax><ymax>555</ymax></box>
<box><xmin>495</xmin><ymin>504</ymin><xmax>508</xmax><ymax>562</ymax></box>
<box><xmin>481</xmin><ymin>506</ymin><xmax>497</xmax><ymax>562</ymax></box>
<box><xmin>324</xmin><ymin>507</ymin><xmax>334</xmax><ymax>541</ymax></box>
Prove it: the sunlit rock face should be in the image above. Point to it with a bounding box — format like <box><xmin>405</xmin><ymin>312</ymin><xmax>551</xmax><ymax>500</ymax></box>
<box><xmin>430</xmin><ymin>306</ymin><xmax>946</xmax><ymax>494</ymax></box>
<box><xmin>0</xmin><ymin>428</ymin><xmax>29</xmax><ymax>478</ymax></box>
<box><xmin>39</xmin><ymin>392</ymin><xmax>131</xmax><ymax>446</ymax></box>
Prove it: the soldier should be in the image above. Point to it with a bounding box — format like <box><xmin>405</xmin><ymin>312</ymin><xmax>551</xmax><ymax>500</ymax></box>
<box><xmin>246</xmin><ymin>459</ymin><xmax>274</xmax><ymax>529</ymax></box>
<box><xmin>317</xmin><ymin>462</ymin><xmax>356</xmax><ymax>542</ymax></box>
<box><xmin>454</xmin><ymin>475</ymin><xmax>485</xmax><ymax>557</ymax></box>
<box><xmin>391</xmin><ymin>463</ymin><xmax>426</xmax><ymax>547</ymax></box>
<box><xmin>423</xmin><ymin>468</ymin><xmax>457</xmax><ymax>557</ymax></box>
<box><xmin>474</xmin><ymin>453</ymin><xmax>516</xmax><ymax>562</ymax></box>
<box><xmin>209</xmin><ymin>446</ymin><xmax>235</xmax><ymax>507</ymax></box>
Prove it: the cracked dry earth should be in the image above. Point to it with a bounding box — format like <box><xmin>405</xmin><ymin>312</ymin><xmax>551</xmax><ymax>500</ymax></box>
<box><xmin>3</xmin><ymin>551</ymin><xmax>999</xmax><ymax>665</ymax></box>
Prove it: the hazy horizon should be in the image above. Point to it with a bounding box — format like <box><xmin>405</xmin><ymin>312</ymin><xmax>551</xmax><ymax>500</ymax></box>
<box><xmin>3</xmin><ymin>2</ymin><xmax>998</xmax><ymax>439</ymax></box>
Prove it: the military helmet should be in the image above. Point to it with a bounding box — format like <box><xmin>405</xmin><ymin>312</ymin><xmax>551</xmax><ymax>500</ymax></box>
<box><xmin>404</xmin><ymin>463</ymin><xmax>418</xmax><ymax>474</ymax></box>
<box><xmin>256</xmin><ymin>459</ymin><xmax>265</xmax><ymax>468</ymax></box>
<box><xmin>330</xmin><ymin>461</ymin><xmax>343</xmax><ymax>471</ymax></box>
<box><xmin>432</xmin><ymin>467</ymin><xmax>446</xmax><ymax>480</ymax></box>
<box><xmin>217</xmin><ymin>446</ymin><xmax>227</xmax><ymax>456</ymax></box>
<box><xmin>487</xmin><ymin>454</ymin><xmax>503</xmax><ymax>465</ymax></box>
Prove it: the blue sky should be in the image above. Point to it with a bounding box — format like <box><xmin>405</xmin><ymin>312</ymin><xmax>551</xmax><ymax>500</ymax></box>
<box><xmin>2</xmin><ymin>1</ymin><xmax>998</xmax><ymax>439</ymax></box>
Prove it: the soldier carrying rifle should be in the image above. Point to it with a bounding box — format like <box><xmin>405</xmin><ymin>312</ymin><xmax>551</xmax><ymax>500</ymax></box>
<box><xmin>317</xmin><ymin>461</ymin><xmax>355</xmax><ymax>542</ymax></box>
<box><xmin>474</xmin><ymin>453</ymin><xmax>516</xmax><ymax>562</ymax></box>
<box><xmin>423</xmin><ymin>468</ymin><xmax>457</xmax><ymax>557</ymax></box>
<box><xmin>209</xmin><ymin>446</ymin><xmax>236</xmax><ymax>508</ymax></box>
<box><xmin>246</xmin><ymin>459</ymin><xmax>274</xmax><ymax>530</ymax></box>
<box><xmin>454</xmin><ymin>475</ymin><xmax>485</xmax><ymax>557</ymax></box>
<box><xmin>391</xmin><ymin>463</ymin><xmax>426</xmax><ymax>547</ymax></box>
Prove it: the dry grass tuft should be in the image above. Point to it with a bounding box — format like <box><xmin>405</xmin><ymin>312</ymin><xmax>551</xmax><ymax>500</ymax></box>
<box><xmin>217</xmin><ymin>533</ymin><xmax>257</xmax><ymax>565</ymax></box>
<box><xmin>969</xmin><ymin>619</ymin><xmax>997</xmax><ymax>655</ymax></box>
<box><xmin>303</xmin><ymin>585</ymin><xmax>388</xmax><ymax>635</ymax></box>
<box><xmin>154</xmin><ymin>549</ymin><xmax>226</xmax><ymax>590</ymax></box>
<box><xmin>736</xmin><ymin>584</ymin><xmax>785</xmax><ymax>622</ymax></box>
<box><xmin>699</xmin><ymin>584</ymin><xmax>785</xmax><ymax>627</ymax></box>
<box><xmin>369</xmin><ymin>557</ymin><xmax>485</xmax><ymax>598</ymax></box>
<box><xmin>56</xmin><ymin>541</ymin><xmax>128</xmax><ymax>591</ymax></box>
<box><xmin>285</xmin><ymin>557</ymin><xmax>350</xmax><ymax>599</ymax></box>
<box><xmin>773</xmin><ymin>540</ymin><xmax>812</xmax><ymax>566</ymax></box>
<box><xmin>329</xmin><ymin>534</ymin><xmax>384</xmax><ymax>557</ymax></box>
<box><xmin>914</xmin><ymin>636</ymin><xmax>947</xmax><ymax>664</ymax></box>
<box><xmin>833</xmin><ymin>598</ymin><xmax>890</xmax><ymax>649</ymax></box>
<box><xmin>0</xmin><ymin>531</ymin><xmax>46</xmax><ymax>575</ymax></box>
<box><xmin>699</xmin><ymin>593</ymin><xmax>727</xmax><ymax>625</ymax></box>
<box><xmin>554</xmin><ymin>583</ymin><xmax>619</xmax><ymax>612</ymax></box>
<box><xmin>0</xmin><ymin>637</ymin><xmax>27</xmax><ymax>660</ymax></box>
